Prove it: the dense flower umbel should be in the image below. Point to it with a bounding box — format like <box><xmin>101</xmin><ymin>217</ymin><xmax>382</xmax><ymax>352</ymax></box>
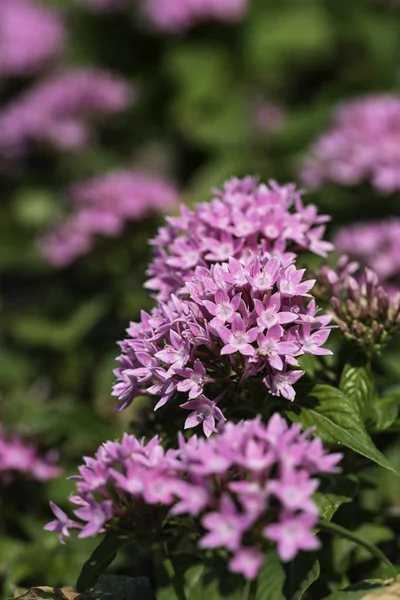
<box><xmin>301</xmin><ymin>95</ymin><xmax>400</xmax><ymax>194</ymax></box>
<box><xmin>0</xmin><ymin>0</ymin><xmax>65</xmax><ymax>79</ymax></box>
<box><xmin>113</xmin><ymin>253</ymin><xmax>332</xmax><ymax>431</ymax></box>
<box><xmin>143</xmin><ymin>0</ymin><xmax>248</xmax><ymax>33</ymax></box>
<box><xmin>0</xmin><ymin>68</ymin><xmax>133</xmax><ymax>158</ymax></box>
<box><xmin>45</xmin><ymin>415</ymin><xmax>341</xmax><ymax>579</ymax></box>
<box><xmin>147</xmin><ymin>177</ymin><xmax>333</xmax><ymax>302</ymax></box>
<box><xmin>317</xmin><ymin>259</ymin><xmax>400</xmax><ymax>355</ymax></box>
<box><xmin>38</xmin><ymin>171</ymin><xmax>179</xmax><ymax>267</ymax></box>
<box><xmin>334</xmin><ymin>218</ymin><xmax>400</xmax><ymax>293</ymax></box>
<box><xmin>0</xmin><ymin>426</ymin><xmax>60</xmax><ymax>482</ymax></box>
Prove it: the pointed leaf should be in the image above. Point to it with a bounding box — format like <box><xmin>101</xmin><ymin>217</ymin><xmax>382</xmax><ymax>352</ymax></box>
<box><xmin>286</xmin><ymin>385</ymin><xmax>398</xmax><ymax>475</ymax></box>
<box><xmin>76</xmin><ymin>533</ymin><xmax>131</xmax><ymax>593</ymax></box>
<box><xmin>340</xmin><ymin>365</ymin><xmax>375</xmax><ymax>420</ymax></box>
<box><xmin>314</xmin><ymin>475</ymin><xmax>359</xmax><ymax>522</ymax></box>
<box><xmin>256</xmin><ymin>550</ymin><xmax>319</xmax><ymax>600</ymax></box>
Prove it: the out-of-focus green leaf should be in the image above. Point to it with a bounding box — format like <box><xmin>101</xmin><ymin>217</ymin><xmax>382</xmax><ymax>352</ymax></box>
<box><xmin>8</xmin><ymin>298</ymin><xmax>107</xmax><ymax>350</ymax></box>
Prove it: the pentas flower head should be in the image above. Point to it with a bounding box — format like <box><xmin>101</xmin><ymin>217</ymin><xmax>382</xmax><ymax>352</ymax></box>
<box><xmin>0</xmin><ymin>0</ymin><xmax>65</xmax><ymax>79</ymax></box>
<box><xmin>113</xmin><ymin>253</ymin><xmax>332</xmax><ymax>431</ymax></box>
<box><xmin>0</xmin><ymin>68</ymin><xmax>133</xmax><ymax>158</ymax></box>
<box><xmin>142</xmin><ymin>0</ymin><xmax>248</xmax><ymax>33</ymax></box>
<box><xmin>38</xmin><ymin>171</ymin><xmax>179</xmax><ymax>267</ymax></box>
<box><xmin>0</xmin><ymin>426</ymin><xmax>61</xmax><ymax>483</ymax></box>
<box><xmin>146</xmin><ymin>177</ymin><xmax>333</xmax><ymax>302</ymax></box>
<box><xmin>301</xmin><ymin>95</ymin><xmax>400</xmax><ymax>194</ymax></box>
<box><xmin>46</xmin><ymin>414</ymin><xmax>342</xmax><ymax>577</ymax></box>
<box><xmin>334</xmin><ymin>218</ymin><xmax>400</xmax><ymax>294</ymax></box>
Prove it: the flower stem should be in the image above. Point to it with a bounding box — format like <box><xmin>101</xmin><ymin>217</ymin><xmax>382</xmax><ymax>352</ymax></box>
<box><xmin>242</xmin><ymin>578</ymin><xmax>258</xmax><ymax>600</ymax></box>
<box><xmin>162</xmin><ymin>550</ymin><xmax>187</xmax><ymax>600</ymax></box>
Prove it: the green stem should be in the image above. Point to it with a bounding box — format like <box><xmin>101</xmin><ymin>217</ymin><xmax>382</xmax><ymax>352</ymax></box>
<box><xmin>162</xmin><ymin>550</ymin><xmax>187</xmax><ymax>600</ymax></box>
<box><xmin>242</xmin><ymin>578</ymin><xmax>258</xmax><ymax>600</ymax></box>
<box><xmin>319</xmin><ymin>519</ymin><xmax>397</xmax><ymax>578</ymax></box>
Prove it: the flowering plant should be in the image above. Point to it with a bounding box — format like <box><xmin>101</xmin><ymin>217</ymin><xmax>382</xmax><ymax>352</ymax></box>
<box><xmin>40</xmin><ymin>177</ymin><xmax>400</xmax><ymax>600</ymax></box>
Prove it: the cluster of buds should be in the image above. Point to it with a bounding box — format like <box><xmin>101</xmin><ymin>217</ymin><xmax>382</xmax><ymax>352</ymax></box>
<box><xmin>45</xmin><ymin>414</ymin><xmax>341</xmax><ymax>580</ymax></box>
<box><xmin>317</xmin><ymin>259</ymin><xmax>400</xmax><ymax>355</ymax></box>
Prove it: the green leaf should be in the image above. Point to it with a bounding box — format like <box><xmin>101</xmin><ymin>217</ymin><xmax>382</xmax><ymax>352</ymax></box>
<box><xmin>319</xmin><ymin>520</ymin><xmax>395</xmax><ymax>575</ymax></box>
<box><xmin>373</xmin><ymin>394</ymin><xmax>400</xmax><ymax>432</ymax></box>
<box><xmin>333</xmin><ymin>524</ymin><xmax>394</xmax><ymax>573</ymax></box>
<box><xmin>76</xmin><ymin>533</ymin><xmax>131</xmax><ymax>593</ymax></box>
<box><xmin>340</xmin><ymin>365</ymin><xmax>375</xmax><ymax>421</ymax></box>
<box><xmin>314</xmin><ymin>475</ymin><xmax>359</xmax><ymax>522</ymax></box>
<box><xmin>256</xmin><ymin>550</ymin><xmax>319</xmax><ymax>600</ymax></box>
<box><xmin>92</xmin><ymin>575</ymin><xmax>156</xmax><ymax>600</ymax></box>
<box><xmin>9</xmin><ymin>297</ymin><xmax>107</xmax><ymax>350</ymax></box>
<box><xmin>283</xmin><ymin>553</ymin><xmax>320</xmax><ymax>600</ymax></box>
<box><xmin>322</xmin><ymin>580</ymin><xmax>391</xmax><ymax>599</ymax></box>
<box><xmin>286</xmin><ymin>385</ymin><xmax>398</xmax><ymax>475</ymax></box>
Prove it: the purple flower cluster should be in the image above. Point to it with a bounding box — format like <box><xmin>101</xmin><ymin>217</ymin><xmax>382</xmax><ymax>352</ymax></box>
<box><xmin>301</xmin><ymin>95</ymin><xmax>400</xmax><ymax>194</ymax></box>
<box><xmin>146</xmin><ymin>177</ymin><xmax>333</xmax><ymax>302</ymax></box>
<box><xmin>0</xmin><ymin>68</ymin><xmax>133</xmax><ymax>158</ymax></box>
<box><xmin>143</xmin><ymin>0</ymin><xmax>248</xmax><ymax>33</ymax></box>
<box><xmin>0</xmin><ymin>426</ymin><xmax>61</xmax><ymax>482</ymax></box>
<box><xmin>46</xmin><ymin>414</ymin><xmax>341</xmax><ymax>579</ymax></box>
<box><xmin>334</xmin><ymin>218</ymin><xmax>400</xmax><ymax>293</ymax></box>
<box><xmin>38</xmin><ymin>171</ymin><xmax>179</xmax><ymax>267</ymax></box>
<box><xmin>0</xmin><ymin>0</ymin><xmax>65</xmax><ymax>79</ymax></box>
<box><xmin>113</xmin><ymin>251</ymin><xmax>332</xmax><ymax>432</ymax></box>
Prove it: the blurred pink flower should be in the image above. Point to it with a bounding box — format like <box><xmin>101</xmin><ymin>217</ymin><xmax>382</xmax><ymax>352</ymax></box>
<box><xmin>46</xmin><ymin>415</ymin><xmax>341</xmax><ymax>578</ymax></box>
<box><xmin>0</xmin><ymin>0</ymin><xmax>65</xmax><ymax>78</ymax></box>
<box><xmin>0</xmin><ymin>426</ymin><xmax>61</xmax><ymax>482</ymax></box>
<box><xmin>38</xmin><ymin>170</ymin><xmax>179</xmax><ymax>267</ymax></box>
<box><xmin>334</xmin><ymin>218</ymin><xmax>400</xmax><ymax>291</ymax></box>
<box><xmin>301</xmin><ymin>95</ymin><xmax>400</xmax><ymax>194</ymax></box>
<box><xmin>143</xmin><ymin>0</ymin><xmax>248</xmax><ymax>33</ymax></box>
<box><xmin>0</xmin><ymin>68</ymin><xmax>133</xmax><ymax>157</ymax></box>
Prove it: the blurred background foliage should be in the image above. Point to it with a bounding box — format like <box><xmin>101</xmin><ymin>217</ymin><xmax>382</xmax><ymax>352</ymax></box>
<box><xmin>0</xmin><ymin>0</ymin><xmax>399</xmax><ymax>596</ymax></box>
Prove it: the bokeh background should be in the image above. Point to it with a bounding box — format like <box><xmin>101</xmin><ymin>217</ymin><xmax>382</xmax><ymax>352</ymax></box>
<box><xmin>1</xmin><ymin>0</ymin><xmax>399</xmax><ymax>595</ymax></box>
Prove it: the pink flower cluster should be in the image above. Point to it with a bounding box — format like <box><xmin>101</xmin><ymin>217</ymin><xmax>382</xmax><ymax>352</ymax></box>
<box><xmin>146</xmin><ymin>177</ymin><xmax>333</xmax><ymax>302</ymax></box>
<box><xmin>302</xmin><ymin>95</ymin><xmax>400</xmax><ymax>194</ymax></box>
<box><xmin>45</xmin><ymin>414</ymin><xmax>341</xmax><ymax>579</ymax></box>
<box><xmin>143</xmin><ymin>0</ymin><xmax>248</xmax><ymax>33</ymax></box>
<box><xmin>113</xmin><ymin>252</ymin><xmax>332</xmax><ymax>432</ymax></box>
<box><xmin>334</xmin><ymin>218</ymin><xmax>400</xmax><ymax>293</ymax></box>
<box><xmin>0</xmin><ymin>68</ymin><xmax>133</xmax><ymax>158</ymax></box>
<box><xmin>0</xmin><ymin>426</ymin><xmax>61</xmax><ymax>482</ymax></box>
<box><xmin>38</xmin><ymin>171</ymin><xmax>179</xmax><ymax>267</ymax></box>
<box><xmin>0</xmin><ymin>0</ymin><xmax>65</xmax><ymax>79</ymax></box>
